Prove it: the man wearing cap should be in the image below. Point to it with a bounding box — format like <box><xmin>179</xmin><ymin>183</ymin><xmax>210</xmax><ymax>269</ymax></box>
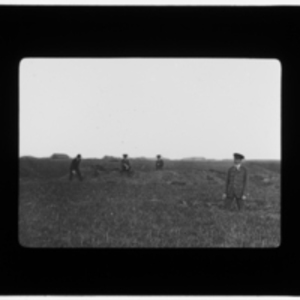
<box><xmin>121</xmin><ymin>154</ymin><xmax>131</xmax><ymax>173</ymax></box>
<box><xmin>156</xmin><ymin>155</ymin><xmax>164</xmax><ymax>170</ymax></box>
<box><xmin>69</xmin><ymin>154</ymin><xmax>83</xmax><ymax>181</ymax></box>
<box><xmin>222</xmin><ymin>153</ymin><xmax>248</xmax><ymax>211</ymax></box>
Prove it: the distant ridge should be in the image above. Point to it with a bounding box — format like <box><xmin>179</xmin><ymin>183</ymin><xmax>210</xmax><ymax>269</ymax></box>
<box><xmin>51</xmin><ymin>153</ymin><xmax>70</xmax><ymax>159</ymax></box>
<box><xmin>134</xmin><ymin>157</ymin><xmax>155</xmax><ymax>161</ymax></box>
<box><xmin>181</xmin><ymin>157</ymin><xmax>206</xmax><ymax>161</ymax></box>
<box><xmin>20</xmin><ymin>155</ymin><xmax>38</xmax><ymax>159</ymax></box>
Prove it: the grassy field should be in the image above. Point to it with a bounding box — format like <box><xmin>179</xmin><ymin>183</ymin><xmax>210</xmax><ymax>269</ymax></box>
<box><xmin>19</xmin><ymin>157</ymin><xmax>280</xmax><ymax>248</ymax></box>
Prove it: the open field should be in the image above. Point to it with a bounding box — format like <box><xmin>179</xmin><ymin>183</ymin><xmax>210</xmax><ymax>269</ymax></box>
<box><xmin>19</xmin><ymin>157</ymin><xmax>280</xmax><ymax>247</ymax></box>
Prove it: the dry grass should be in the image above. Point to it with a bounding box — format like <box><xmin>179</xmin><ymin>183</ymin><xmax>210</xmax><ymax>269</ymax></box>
<box><xmin>19</xmin><ymin>158</ymin><xmax>280</xmax><ymax>248</ymax></box>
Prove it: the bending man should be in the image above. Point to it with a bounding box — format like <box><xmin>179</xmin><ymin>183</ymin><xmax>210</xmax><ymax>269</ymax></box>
<box><xmin>156</xmin><ymin>155</ymin><xmax>164</xmax><ymax>170</ymax></box>
<box><xmin>69</xmin><ymin>154</ymin><xmax>83</xmax><ymax>181</ymax></box>
<box><xmin>121</xmin><ymin>154</ymin><xmax>131</xmax><ymax>174</ymax></box>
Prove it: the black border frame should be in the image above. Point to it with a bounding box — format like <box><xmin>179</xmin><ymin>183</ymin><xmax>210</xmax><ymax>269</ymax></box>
<box><xmin>1</xmin><ymin>5</ymin><xmax>298</xmax><ymax>295</ymax></box>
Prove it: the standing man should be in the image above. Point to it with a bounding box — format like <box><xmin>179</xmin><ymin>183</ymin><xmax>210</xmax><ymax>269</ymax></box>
<box><xmin>222</xmin><ymin>153</ymin><xmax>248</xmax><ymax>211</ymax></box>
<box><xmin>121</xmin><ymin>154</ymin><xmax>131</xmax><ymax>174</ymax></box>
<box><xmin>69</xmin><ymin>154</ymin><xmax>83</xmax><ymax>181</ymax></box>
<box><xmin>156</xmin><ymin>155</ymin><xmax>164</xmax><ymax>170</ymax></box>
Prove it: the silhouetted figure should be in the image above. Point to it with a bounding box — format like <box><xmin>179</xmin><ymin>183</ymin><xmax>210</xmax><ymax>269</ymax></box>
<box><xmin>69</xmin><ymin>154</ymin><xmax>83</xmax><ymax>181</ymax></box>
<box><xmin>156</xmin><ymin>155</ymin><xmax>164</xmax><ymax>170</ymax></box>
<box><xmin>222</xmin><ymin>153</ymin><xmax>248</xmax><ymax>211</ymax></box>
<box><xmin>121</xmin><ymin>154</ymin><xmax>131</xmax><ymax>174</ymax></box>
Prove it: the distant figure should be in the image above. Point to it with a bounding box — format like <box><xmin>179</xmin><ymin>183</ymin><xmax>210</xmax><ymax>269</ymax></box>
<box><xmin>69</xmin><ymin>154</ymin><xmax>83</xmax><ymax>181</ymax></box>
<box><xmin>156</xmin><ymin>155</ymin><xmax>164</xmax><ymax>170</ymax></box>
<box><xmin>222</xmin><ymin>153</ymin><xmax>248</xmax><ymax>211</ymax></box>
<box><xmin>121</xmin><ymin>154</ymin><xmax>131</xmax><ymax>174</ymax></box>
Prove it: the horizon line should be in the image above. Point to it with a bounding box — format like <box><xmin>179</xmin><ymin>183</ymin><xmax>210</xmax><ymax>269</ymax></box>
<box><xmin>19</xmin><ymin>154</ymin><xmax>281</xmax><ymax>161</ymax></box>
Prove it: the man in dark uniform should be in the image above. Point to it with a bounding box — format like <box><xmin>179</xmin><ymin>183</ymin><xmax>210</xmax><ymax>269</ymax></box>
<box><xmin>156</xmin><ymin>155</ymin><xmax>164</xmax><ymax>170</ymax></box>
<box><xmin>222</xmin><ymin>153</ymin><xmax>248</xmax><ymax>211</ymax></box>
<box><xmin>69</xmin><ymin>154</ymin><xmax>83</xmax><ymax>181</ymax></box>
<box><xmin>121</xmin><ymin>154</ymin><xmax>131</xmax><ymax>174</ymax></box>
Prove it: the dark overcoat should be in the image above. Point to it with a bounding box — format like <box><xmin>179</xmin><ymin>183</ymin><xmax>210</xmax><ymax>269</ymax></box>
<box><xmin>156</xmin><ymin>159</ymin><xmax>164</xmax><ymax>169</ymax></box>
<box><xmin>70</xmin><ymin>158</ymin><xmax>81</xmax><ymax>171</ymax></box>
<box><xmin>225</xmin><ymin>165</ymin><xmax>248</xmax><ymax>198</ymax></box>
<box><xmin>121</xmin><ymin>158</ymin><xmax>131</xmax><ymax>171</ymax></box>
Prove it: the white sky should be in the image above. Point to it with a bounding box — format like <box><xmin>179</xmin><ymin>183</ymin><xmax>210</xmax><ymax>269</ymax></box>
<box><xmin>19</xmin><ymin>58</ymin><xmax>281</xmax><ymax>160</ymax></box>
